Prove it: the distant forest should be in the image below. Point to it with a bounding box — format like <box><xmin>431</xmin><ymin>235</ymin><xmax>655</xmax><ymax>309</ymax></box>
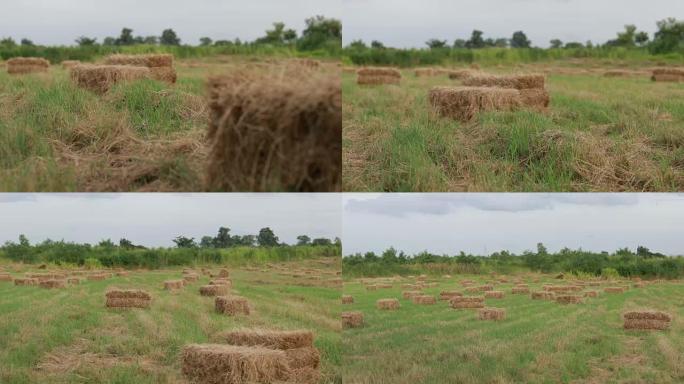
<box><xmin>344</xmin><ymin>243</ymin><xmax>684</xmax><ymax>279</ymax></box>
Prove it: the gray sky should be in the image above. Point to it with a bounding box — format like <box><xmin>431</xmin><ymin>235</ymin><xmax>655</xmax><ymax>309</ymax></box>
<box><xmin>0</xmin><ymin>194</ymin><xmax>341</xmax><ymax>247</ymax></box>
<box><xmin>343</xmin><ymin>0</ymin><xmax>684</xmax><ymax>48</ymax></box>
<box><xmin>0</xmin><ymin>0</ymin><xmax>340</xmax><ymax>46</ymax></box>
<box><xmin>343</xmin><ymin>193</ymin><xmax>684</xmax><ymax>256</ymax></box>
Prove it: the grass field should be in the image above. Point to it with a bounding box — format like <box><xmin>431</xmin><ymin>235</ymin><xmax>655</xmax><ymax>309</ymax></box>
<box><xmin>0</xmin><ymin>257</ymin><xmax>341</xmax><ymax>384</ymax></box>
<box><xmin>342</xmin><ymin>274</ymin><xmax>684</xmax><ymax>384</ymax></box>
<box><xmin>0</xmin><ymin>56</ymin><xmax>337</xmax><ymax>192</ymax></box>
<box><xmin>342</xmin><ymin>61</ymin><xmax>684</xmax><ymax>192</ymax></box>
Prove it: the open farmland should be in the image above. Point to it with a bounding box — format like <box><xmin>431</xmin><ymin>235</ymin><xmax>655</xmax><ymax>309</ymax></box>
<box><xmin>342</xmin><ymin>273</ymin><xmax>684</xmax><ymax>384</ymax></box>
<box><xmin>0</xmin><ymin>55</ymin><xmax>340</xmax><ymax>192</ymax></box>
<box><xmin>0</xmin><ymin>257</ymin><xmax>341</xmax><ymax>384</ymax></box>
<box><xmin>342</xmin><ymin>61</ymin><xmax>684</xmax><ymax>192</ymax></box>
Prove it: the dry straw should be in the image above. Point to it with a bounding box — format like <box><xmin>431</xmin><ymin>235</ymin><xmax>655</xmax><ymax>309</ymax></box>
<box><xmin>604</xmin><ymin>287</ymin><xmax>627</xmax><ymax>293</ymax></box>
<box><xmin>200</xmin><ymin>284</ymin><xmax>229</xmax><ymax>296</ymax></box>
<box><xmin>342</xmin><ymin>295</ymin><xmax>354</xmax><ymax>304</ymax></box>
<box><xmin>210</xmin><ymin>278</ymin><xmax>232</xmax><ymax>288</ymax></box>
<box><xmin>342</xmin><ymin>312</ymin><xmax>364</xmax><ymax>328</ymax></box>
<box><xmin>357</xmin><ymin>67</ymin><xmax>401</xmax><ymax>85</ymax></box>
<box><xmin>448</xmin><ymin>69</ymin><xmax>475</xmax><ymax>80</ymax></box>
<box><xmin>531</xmin><ymin>291</ymin><xmax>555</xmax><ymax>300</ymax></box>
<box><xmin>439</xmin><ymin>291</ymin><xmax>462</xmax><ymax>300</ymax></box>
<box><xmin>14</xmin><ymin>278</ymin><xmax>38</xmax><ymax>286</ymax></box>
<box><xmin>478</xmin><ymin>307</ymin><xmax>506</xmax><ymax>321</ymax></box>
<box><xmin>555</xmin><ymin>295</ymin><xmax>583</xmax><ymax>304</ymax></box>
<box><xmin>512</xmin><ymin>287</ymin><xmax>530</xmax><ymax>294</ymax></box>
<box><xmin>485</xmin><ymin>291</ymin><xmax>504</xmax><ymax>299</ymax></box>
<box><xmin>206</xmin><ymin>69</ymin><xmax>341</xmax><ymax>192</ymax></box>
<box><xmin>376</xmin><ymin>298</ymin><xmax>400</xmax><ymax>310</ymax></box>
<box><xmin>412</xmin><ymin>295</ymin><xmax>436</xmax><ymax>305</ymax></box>
<box><xmin>7</xmin><ymin>57</ymin><xmax>50</xmax><ymax>74</ymax></box>
<box><xmin>61</xmin><ymin>60</ymin><xmax>81</xmax><ymax>69</ymax></box>
<box><xmin>183</xmin><ymin>274</ymin><xmax>200</xmax><ymax>283</ymax></box>
<box><xmin>623</xmin><ymin>311</ymin><xmax>672</xmax><ymax>331</ymax></box>
<box><xmin>651</xmin><ymin>68</ymin><xmax>684</xmax><ymax>82</ymax></box>
<box><xmin>164</xmin><ymin>280</ymin><xmax>184</xmax><ymax>290</ymax></box>
<box><xmin>67</xmin><ymin>278</ymin><xmax>81</xmax><ymax>285</ymax></box>
<box><xmin>429</xmin><ymin>86</ymin><xmax>522</xmax><ymax>122</ymax></box>
<box><xmin>450</xmin><ymin>296</ymin><xmax>485</xmax><ymax>309</ymax></box>
<box><xmin>0</xmin><ymin>273</ymin><xmax>13</xmax><ymax>282</ymax></box>
<box><xmin>104</xmin><ymin>54</ymin><xmax>173</xmax><ymax>68</ymax></box>
<box><xmin>215</xmin><ymin>295</ymin><xmax>251</xmax><ymax>316</ymax></box>
<box><xmin>584</xmin><ymin>291</ymin><xmax>599</xmax><ymax>298</ymax></box>
<box><xmin>219</xmin><ymin>329</ymin><xmax>314</xmax><ymax>350</ymax></box>
<box><xmin>70</xmin><ymin>65</ymin><xmax>151</xmax><ymax>94</ymax></box>
<box><xmin>105</xmin><ymin>289</ymin><xmax>152</xmax><ymax>309</ymax></box>
<box><xmin>403</xmin><ymin>290</ymin><xmax>422</xmax><ymax>299</ymax></box>
<box><xmin>462</xmin><ymin>74</ymin><xmax>545</xmax><ymax>90</ymax></box>
<box><xmin>39</xmin><ymin>279</ymin><xmax>67</xmax><ymax>289</ymax></box>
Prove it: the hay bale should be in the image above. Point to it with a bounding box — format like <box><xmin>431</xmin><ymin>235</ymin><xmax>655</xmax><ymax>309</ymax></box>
<box><xmin>220</xmin><ymin>329</ymin><xmax>314</xmax><ymax>349</ymax></box>
<box><xmin>0</xmin><ymin>273</ymin><xmax>12</xmax><ymax>282</ymax></box>
<box><xmin>448</xmin><ymin>69</ymin><xmax>475</xmax><ymax>80</ymax></box>
<box><xmin>217</xmin><ymin>268</ymin><xmax>230</xmax><ymax>278</ymax></box>
<box><xmin>622</xmin><ymin>311</ymin><xmax>672</xmax><ymax>331</ymax></box>
<box><xmin>105</xmin><ymin>289</ymin><xmax>151</xmax><ymax>309</ymax></box>
<box><xmin>415</xmin><ymin>68</ymin><xmax>436</xmax><ymax>77</ymax></box>
<box><xmin>376</xmin><ymin>298</ymin><xmax>400</xmax><ymax>310</ymax></box>
<box><xmin>429</xmin><ymin>86</ymin><xmax>522</xmax><ymax>121</ymax></box>
<box><xmin>61</xmin><ymin>60</ymin><xmax>81</xmax><ymax>69</ymax></box>
<box><xmin>357</xmin><ymin>67</ymin><xmax>401</xmax><ymax>85</ymax></box>
<box><xmin>651</xmin><ymin>74</ymin><xmax>684</xmax><ymax>82</ymax></box>
<box><xmin>283</xmin><ymin>346</ymin><xmax>320</xmax><ymax>369</ymax></box>
<box><xmin>181</xmin><ymin>344</ymin><xmax>290</xmax><ymax>384</ymax></box>
<box><xmin>624</xmin><ymin>311</ymin><xmax>672</xmax><ymax>321</ymax></box>
<box><xmin>555</xmin><ymin>295</ymin><xmax>583</xmax><ymax>304</ymax></box>
<box><xmin>67</xmin><ymin>277</ymin><xmax>81</xmax><ymax>285</ymax></box>
<box><xmin>70</xmin><ymin>64</ymin><xmax>151</xmax><ymax>93</ymax></box>
<box><xmin>604</xmin><ymin>287</ymin><xmax>626</xmax><ymax>294</ymax></box>
<box><xmin>531</xmin><ymin>291</ymin><xmax>555</xmax><ymax>300</ymax></box>
<box><xmin>183</xmin><ymin>273</ymin><xmax>200</xmax><ymax>283</ymax></box>
<box><xmin>215</xmin><ymin>295</ymin><xmax>251</xmax><ymax>316</ymax></box>
<box><xmin>342</xmin><ymin>66</ymin><xmax>357</xmax><ymax>74</ymax></box>
<box><xmin>402</xmin><ymin>290</ymin><xmax>422</xmax><ymax>299</ymax></box>
<box><xmin>149</xmin><ymin>66</ymin><xmax>177</xmax><ymax>84</ymax></box>
<box><xmin>519</xmin><ymin>88</ymin><xmax>550</xmax><ymax>109</ymax></box>
<box><xmin>357</xmin><ymin>67</ymin><xmax>401</xmax><ymax>77</ymax></box>
<box><xmin>116</xmin><ymin>271</ymin><xmax>129</xmax><ymax>277</ymax></box>
<box><xmin>511</xmin><ymin>287</ymin><xmax>530</xmax><ymax>294</ymax></box>
<box><xmin>39</xmin><ymin>279</ymin><xmax>67</xmax><ymax>289</ymax></box>
<box><xmin>463</xmin><ymin>74</ymin><xmax>545</xmax><ymax>90</ymax></box>
<box><xmin>200</xmin><ymin>284</ymin><xmax>229</xmax><ymax>296</ymax></box>
<box><xmin>342</xmin><ymin>295</ymin><xmax>354</xmax><ymax>304</ymax></box>
<box><xmin>14</xmin><ymin>278</ymin><xmax>38</xmax><ymax>286</ymax></box>
<box><xmin>7</xmin><ymin>57</ymin><xmax>50</xmax><ymax>74</ymax></box>
<box><xmin>412</xmin><ymin>295</ymin><xmax>436</xmax><ymax>305</ymax></box>
<box><xmin>377</xmin><ymin>283</ymin><xmax>393</xmax><ymax>289</ymax></box>
<box><xmin>210</xmin><ymin>278</ymin><xmax>232</xmax><ymax>287</ymax></box>
<box><xmin>342</xmin><ymin>311</ymin><xmax>364</xmax><ymax>328</ymax></box>
<box><xmin>104</xmin><ymin>54</ymin><xmax>174</xmax><ymax>68</ymax></box>
<box><xmin>439</xmin><ymin>290</ymin><xmax>462</xmax><ymax>300</ymax></box>
<box><xmin>206</xmin><ymin>71</ymin><xmax>341</xmax><ymax>192</ymax></box>
<box><xmin>87</xmin><ymin>273</ymin><xmax>108</xmax><ymax>281</ymax></box>
<box><xmin>484</xmin><ymin>290</ymin><xmax>504</xmax><ymax>299</ymax></box>
<box><xmin>164</xmin><ymin>280</ymin><xmax>185</xmax><ymax>290</ymax></box>
<box><xmin>450</xmin><ymin>296</ymin><xmax>485</xmax><ymax>309</ymax></box>
<box><xmin>584</xmin><ymin>291</ymin><xmax>599</xmax><ymax>298</ymax></box>
<box><xmin>478</xmin><ymin>307</ymin><xmax>506</xmax><ymax>321</ymax></box>
<box><xmin>651</xmin><ymin>68</ymin><xmax>684</xmax><ymax>82</ymax></box>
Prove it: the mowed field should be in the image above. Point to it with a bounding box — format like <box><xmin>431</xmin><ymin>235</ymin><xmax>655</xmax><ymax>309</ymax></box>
<box><xmin>0</xmin><ymin>56</ymin><xmax>337</xmax><ymax>192</ymax></box>
<box><xmin>342</xmin><ymin>275</ymin><xmax>684</xmax><ymax>384</ymax></box>
<box><xmin>342</xmin><ymin>62</ymin><xmax>684</xmax><ymax>192</ymax></box>
<box><xmin>0</xmin><ymin>257</ymin><xmax>341</xmax><ymax>384</ymax></box>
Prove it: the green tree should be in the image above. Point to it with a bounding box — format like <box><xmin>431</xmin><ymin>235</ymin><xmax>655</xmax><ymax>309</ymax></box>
<box><xmin>200</xmin><ymin>236</ymin><xmax>214</xmax><ymax>248</ymax></box>
<box><xmin>349</xmin><ymin>39</ymin><xmax>367</xmax><ymax>49</ymax></box>
<box><xmin>426</xmin><ymin>38</ymin><xmax>447</xmax><ymax>49</ymax></box>
<box><xmin>312</xmin><ymin>238</ymin><xmax>332</xmax><ymax>246</ymax></box>
<box><xmin>98</xmin><ymin>239</ymin><xmax>115</xmax><ymax>248</ymax></box>
<box><xmin>199</xmin><ymin>37</ymin><xmax>213</xmax><ymax>46</ymax></box>
<box><xmin>550</xmin><ymin>39</ymin><xmax>563</xmax><ymax>48</ymax></box>
<box><xmin>75</xmin><ymin>36</ymin><xmax>97</xmax><ymax>46</ymax></box>
<box><xmin>283</xmin><ymin>29</ymin><xmax>297</xmax><ymax>43</ymax></box>
<box><xmin>119</xmin><ymin>238</ymin><xmax>134</xmax><ymax>248</ymax></box>
<box><xmin>296</xmin><ymin>235</ymin><xmax>311</xmax><ymax>246</ymax></box>
<box><xmin>213</xmin><ymin>227</ymin><xmax>233</xmax><ymax>248</ymax></box>
<box><xmin>0</xmin><ymin>37</ymin><xmax>16</xmax><ymax>47</ymax></box>
<box><xmin>20</xmin><ymin>38</ymin><xmax>34</xmax><ymax>46</ymax></box>
<box><xmin>173</xmin><ymin>236</ymin><xmax>196</xmax><ymax>248</ymax></box>
<box><xmin>650</xmin><ymin>18</ymin><xmax>684</xmax><ymax>54</ymax></box>
<box><xmin>257</xmin><ymin>227</ymin><xmax>279</xmax><ymax>247</ymax></box>
<box><xmin>453</xmin><ymin>39</ymin><xmax>466</xmax><ymax>48</ymax></box>
<box><xmin>160</xmin><ymin>29</ymin><xmax>181</xmax><ymax>45</ymax></box>
<box><xmin>116</xmin><ymin>28</ymin><xmax>135</xmax><ymax>45</ymax></box>
<box><xmin>635</xmin><ymin>31</ymin><xmax>649</xmax><ymax>46</ymax></box>
<box><xmin>103</xmin><ymin>37</ymin><xmax>116</xmax><ymax>46</ymax></box>
<box><xmin>18</xmin><ymin>234</ymin><xmax>29</xmax><ymax>247</ymax></box>
<box><xmin>298</xmin><ymin>16</ymin><xmax>341</xmax><ymax>51</ymax></box>
<box><xmin>370</xmin><ymin>40</ymin><xmax>385</xmax><ymax>49</ymax></box>
<box><xmin>465</xmin><ymin>30</ymin><xmax>485</xmax><ymax>49</ymax></box>
<box><xmin>143</xmin><ymin>36</ymin><xmax>159</xmax><ymax>45</ymax></box>
<box><xmin>511</xmin><ymin>31</ymin><xmax>531</xmax><ymax>48</ymax></box>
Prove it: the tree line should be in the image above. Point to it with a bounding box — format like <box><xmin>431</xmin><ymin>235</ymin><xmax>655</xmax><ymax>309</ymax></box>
<box><xmin>344</xmin><ymin>243</ymin><xmax>684</xmax><ymax>279</ymax></box>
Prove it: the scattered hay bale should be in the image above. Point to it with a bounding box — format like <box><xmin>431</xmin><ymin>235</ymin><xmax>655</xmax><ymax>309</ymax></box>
<box><xmin>415</xmin><ymin>68</ymin><xmax>438</xmax><ymax>77</ymax></box>
<box><xmin>87</xmin><ymin>273</ymin><xmax>108</xmax><ymax>281</ymax></box>
<box><xmin>555</xmin><ymin>295</ymin><xmax>583</xmax><ymax>304</ymax></box>
<box><xmin>290</xmin><ymin>58</ymin><xmax>320</xmax><ymax>69</ymax></box>
<box><xmin>478</xmin><ymin>307</ymin><xmax>506</xmax><ymax>321</ymax></box>
<box><xmin>584</xmin><ymin>291</ymin><xmax>599</xmax><ymax>298</ymax></box>
<box><xmin>61</xmin><ymin>60</ymin><xmax>81</xmax><ymax>69</ymax></box>
<box><xmin>220</xmin><ymin>329</ymin><xmax>314</xmax><ymax>349</ymax></box>
<box><xmin>403</xmin><ymin>290</ymin><xmax>422</xmax><ymax>299</ymax></box>
<box><xmin>439</xmin><ymin>290</ymin><xmax>462</xmax><ymax>300</ymax></box>
<box><xmin>651</xmin><ymin>68</ymin><xmax>684</xmax><ymax>82</ymax></box>
<box><xmin>545</xmin><ymin>285</ymin><xmax>575</xmax><ymax>293</ymax></box>
<box><xmin>283</xmin><ymin>346</ymin><xmax>320</xmax><ymax>369</ymax></box>
<box><xmin>448</xmin><ymin>69</ymin><xmax>475</xmax><ymax>80</ymax></box>
<box><xmin>511</xmin><ymin>287</ymin><xmax>530</xmax><ymax>294</ymax></box>
<box><xmin>412</xmin><ymin>295</ymin><xmax>436</xmax><ymax>305</ymax></box>
<box><xmin>342</xmin><ymin>312</ymin><xmax>365</xmax><ymax>329</ymax></box>
<box><xmin>342</xmin><ymin>66</ymin><xmax>357</xmax><ymax>74</ymax></box>
<box><xmin>181</xmin><ymin>344</ymin><xmax>290</xmax><ymax>384</ymax></box>
<box><xmin>531</xmin><ymin>291</ymin><xmax>555</xmax><ymax>300</ymax></box>
<box><xmin>0</xmin><ymin>273</ymin><xmax>12</xmax><ymax>282</ymax></box>
<box><xmin>342</xmin><ymin>295</ymin><xmax>354</xmax><ymax>304</ymax></box>
<box><xmin>462</xmin><ymin>74</ymin><xmax>545</xmax><ymax>90</ymax></box>
<box><xmin>14</xmin><ymin>278</ymin><xmax>38</xmax><ymax>286</ymax></box>
<box><xmin>429</xmin><ymin>86</ymin><xmax>522</xmax><ymax>122</ymax></box>
<box><xmin>485</xmin><ymin>291</ymin><xmax>504</xmax><ymax>299</ymax></box>
<box><xmin>105</xmin><ymin>289</ymin><xmax>152</xmax><ymax>309</ymax></box>
<box><xmin>67</xmin><ymin>277</ymin><xmax>81</xmax><ymax>285</ymax></box>
<box><xmin>377</xmin><ymin>283</ymin><xmax>393</xmax><ymax>289</ymax></box>
<box><xmin>365</xmin><ymin>285</ymin><xmax>378</xmax><ymax>291</ymax></box>
<box><xmin>376</xmin><ymin>298</ymin><xmax>400</xmax><ymax>310</ymax></box>
<box><xmin>604</xmin><ymin>287</ymin><xmax>627</xmax><ymax>294</ymax></box>
<box><xmin>519</xmin><ymin>88</ymin><xmax>551</xmax><ymax>109</ymax></box>
<box><xmin>149</xmin><ymin>66</ymin><xmax>177</xmax><ymax>83</ymax></box>
<box><xmin>623</xmin><ymin>311</ymin><xmax>672</xmax><ymax>331</ymax></box>
<box><xmin>200</xmin><ymin>284</ymin><xmax>229</xmax><ymax>296</ymax></box>
<box><xmin>465</xmin><ymin>286</ymin><xmax>480</xmax><ymax>293</ymax></box>
<box><xmin>450</xmin><ymin>296</ymin><xmax>485</xmax><ymax>309</ymax></box>
<box><xmin>104</xmin><ymin>53</ymin><xmax>174</xmax><ymax>68</ymax></box>
<box><xmin>115</xmin><ymin>271</ymin><xmax>129</xmax><ymax>277</ymax></box>
<box><xmin>39</xmin><ymin>279</ymin><xmax>67</xmax><ymax>289</ymax></box>
<box><xmin>183</xmin><ymin>274</ymin><xmax>200</xmax><ymax>283</ymax></box>
<box><xmin>633</xmin><ymin>282</ymin><xmax>645</xmax><ymax>288</ymax></box>
<box><xmin>7</xmin><ymin>57</ymin><xmax>50</xmax><ymax>74</ymax></box>
<box><xmin>164</xmin><ymin>280</ymin><xmax>185</xmax><ymax>290</ymax></box>
<box><xmin>357</xmin><ymin>67</ymin><xmax>401</xmax><ymax>85</ymax></box>
<box><xmin>210</xmin><ymin>278</ymin><xmax>232</xmax><ymax>287</ymax></box>
<box><xmin>206</xmin><ymin>71</ymin><xmax>341</xmax><ymax>192</ymax></box>
<box><xmin>215</xmin><ymin>295</ymin><xmax>251</xmax><ymax>316</ymax></box>
<box><xmin>218</xmin><ymin>269</ymin><xmax>230</xmax><ymax>278</ymax></box>
<box><xmin>70</xmin><ymin>64</ymin><xmax>151</xmax><ymax>94</ymax></box>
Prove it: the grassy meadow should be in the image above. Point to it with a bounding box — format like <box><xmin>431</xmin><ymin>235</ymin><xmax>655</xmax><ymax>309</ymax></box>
<box><xmin>0</xmin><ymin>55</ymin><xmax>337</xmax><ymax>192</ymax></box>
<box><xmin>0</xmin><ymin>257</ymin><xmax>341</xmax><ymax>384</ymax></box>
<box><xmin>342</xmin><ymin>274</ymin><xmax>684</xmax><ymax>384</ymax></box>
<box><xmin>342</xmin><ymin>61</ymin><xmax>684</xmax><ymax>192</ymax></box>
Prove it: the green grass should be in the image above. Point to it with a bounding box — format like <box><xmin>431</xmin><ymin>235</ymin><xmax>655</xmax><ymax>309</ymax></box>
<box><xmin>343</xmin><ymin>62</ymin><xmax>684</xmax><ymax>191</ymax></box>
<box><xmin>0</xmin><ymin>257</ymin><xmax>341</xmax><ymax>383</ymax></box>
<box><xmin>342</xmin><ymin>274</ymin><xmax>684</xmax><ymax>384</ymax></box>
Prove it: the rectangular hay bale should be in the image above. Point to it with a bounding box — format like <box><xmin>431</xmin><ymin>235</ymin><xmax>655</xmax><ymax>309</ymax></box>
<box><xmin>219</xmin><ymin>329</ymin><xmax>314</xmax><ymax>349</ymax></box>
<box><xmin>429</xmin><ymin>86</ymin><xmax>522</xmax><ymax>122</ymax></box>
<box><xmin>478</xmin><ymin>307</ymin><xmax>506</xmax><ymax>321</ymax></box>
<box><xmin>200</xmin><ymin>284</ymin><xmax>229</xmax><ymax>296</ymax></box>
<box><xmin>215</xmin><ymin>295</ymin><xmax>251</xmax><ymax>316</ymax></box>
<box><xmin>70</xmin><ymin>64</ymin><xmax>151</xmax><ymax>94</ymax></box>
<box><xmin>376</xmin><ymin>298</ymin><xmax>400</xmax><ymax>310</ymax></box>
<box><xmin>342</xmin><ymin>311</ymin><xmax>364</xmax><ymax>328</ymax></box>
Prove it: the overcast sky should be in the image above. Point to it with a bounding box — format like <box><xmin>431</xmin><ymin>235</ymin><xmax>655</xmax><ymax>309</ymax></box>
<box><xmin>0</xmin><ymin>0</ymin><xmax>340</xmax><ymax>46</ymax></box>
<box><xmin>343</xmin><ymin>0</ymin><xmax>684</xmax><ymax>48</ymax></box>
<box><xmin>0</xmin><ymin>194</ymin><xmax>341</xmax><ymax>247</ymax></box>
<box><xmin>343</xmin><ymin>193</ymin><xmax>684</xmax><ymax>256</ymax></box>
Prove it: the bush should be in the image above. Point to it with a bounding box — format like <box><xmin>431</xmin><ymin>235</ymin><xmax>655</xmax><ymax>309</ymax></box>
<box><xmin>84</xmin><ymin>257</ymin><xmax>103</xmax><ymax>270</ymax></box>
